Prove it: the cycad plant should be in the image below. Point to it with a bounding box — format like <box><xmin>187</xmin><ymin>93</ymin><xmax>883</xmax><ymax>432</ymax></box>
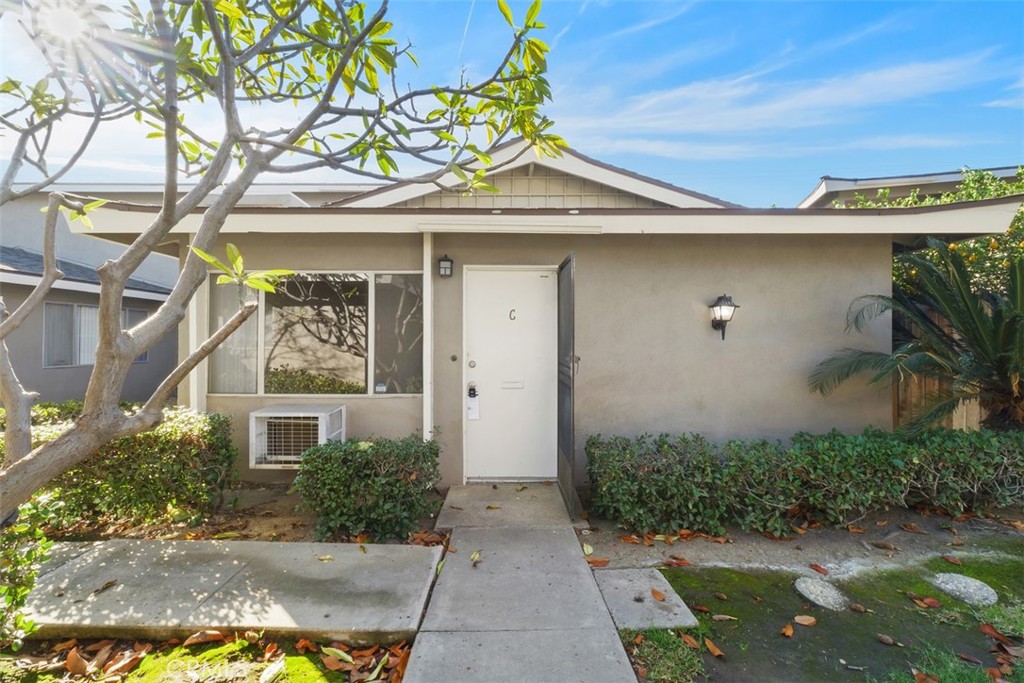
<box><xmin>809</xmin><ymin>239</ymin><xmax>1024</xmax><ymax>431</ymax></box>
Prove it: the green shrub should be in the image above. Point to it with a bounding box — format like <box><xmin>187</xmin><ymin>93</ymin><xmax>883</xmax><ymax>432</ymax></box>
<box><xmin>584</xmin><ymin>434</ymin><xmax>728</xmax><ymax>535</ymax></box>
<box><xmin>1</xmin><ymin>408</ymin><xmax>237</xmax><ymax>528</ymax></box>
<box><xmin>0</xmin><ymin>505</ymin><xmax>52</xmax><ymax>651</ymax></box>
<box><xmin>265</xmin><ymin>366</ymin><xmax>366</xmax><ymax>395</ymax></box>
<box><xmin>587</xmin><ymin>428</ymin><xmax>1024</xmax><ymax>535</ymax></box>
<box><xmin>0</xmin><ymin>399</ymin><xmax>139</xmax><ymax>431</ymax></box>
<box><xmin>294</xmin><ymin>435</ymin><xmax>440</xmax><ymax>540</ymax></box>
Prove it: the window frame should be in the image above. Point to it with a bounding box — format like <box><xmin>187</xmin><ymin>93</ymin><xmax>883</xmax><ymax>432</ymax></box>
<box><xmin>208</xmin><ymin>269</ymin><xmax>424</xmax><ymax>397</ymax></box>
<box><xmin>42</xmin><ymin>302</ymin><xmax>150</xmax><ymax>368</ymax></box>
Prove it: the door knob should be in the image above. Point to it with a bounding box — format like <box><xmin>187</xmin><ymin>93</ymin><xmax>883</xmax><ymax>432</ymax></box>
<box><xmin>468</xmin><ymin>360</ymin><xmax>477</xmax><ymax>368</ymax></box>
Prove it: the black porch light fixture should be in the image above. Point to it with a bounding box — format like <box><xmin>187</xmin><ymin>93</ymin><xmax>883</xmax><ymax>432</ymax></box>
<box><xmin>438</xmin><ymin>254</ymin><xmax>454</xmax><ymax>278</ymax></box>
<box><xmin>709</xmin><ymin>294</ymin><xmax>739</xmax><ymax>340</ymax></box>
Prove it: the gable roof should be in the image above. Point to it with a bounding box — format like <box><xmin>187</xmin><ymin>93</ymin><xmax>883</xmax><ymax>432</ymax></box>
<box><xmin>0</xmin><ymin>246</ymin><xmax>171</xmax><ymax>298</ymax></box>
<box><xmin>332</xmin><ymin>139</ymin><xmax>741</xmax><ymax>210</ymax></box>
<box><xmin>799</xmin><ymin>165</ymin><xmax>1022</xmax><ymax>209</ymax></box>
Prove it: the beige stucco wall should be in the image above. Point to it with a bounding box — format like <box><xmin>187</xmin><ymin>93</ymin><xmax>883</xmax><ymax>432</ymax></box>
<box><xmin>181</xmin><ymin>229</ymin><xmax>893</xmax><ymax>487</ymax></box>
<box><xmin>0</xmin><ymin>284</ymin><xmax>178</xmax><ymax>403</ymax></box>
<box><xmin>431</xmin><ymin>232</ymin><xmax>893</xmax><ymax>487</ymax></box>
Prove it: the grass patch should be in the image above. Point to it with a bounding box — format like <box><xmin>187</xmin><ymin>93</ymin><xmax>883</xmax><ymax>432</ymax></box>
<box><xmin>870</xmin><ymin>646</ymin><xmax>1004</xmax><ymax>682</ymax></box>
<box><xmin>0</xmin><ymin>639</ymin><xmax>353</xmax><ymax>682</ymax></box>
<box><xmin>620</xmin><ymin>629</ymin><xmax>704</xmax><ymax>683</ymax></box>
<box><xmin>977</xmin><ymin>600</ymin><xmax>1024</xmax><ymax>638</ymax></box>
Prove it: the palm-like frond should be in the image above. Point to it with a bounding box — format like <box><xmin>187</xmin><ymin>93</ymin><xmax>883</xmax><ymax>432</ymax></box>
<box><xmin>811</xmin><ymin>240</ymin><xmax>1024</xmax><ymax>430</ymax></box>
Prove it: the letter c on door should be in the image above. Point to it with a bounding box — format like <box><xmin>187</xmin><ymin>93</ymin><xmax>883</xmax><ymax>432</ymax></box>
<box><xmin>509</xmin><ymin>308</ymin><xmax>517</xmax><ymax>321</ymax></box>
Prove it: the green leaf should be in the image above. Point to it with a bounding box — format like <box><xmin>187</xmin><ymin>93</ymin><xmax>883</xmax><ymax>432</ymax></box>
<box><xmin>226</xmin><ymin>243</ymin><xmax>243</xmax><ymax>274</ymax></box>
<box><xmin>83</xmin><ymin>199</ymin><xmax>108</xmax><ymax>212</ymax></box>
<box><xmin>216</xmin><ymin>274</ymin><xmax>235</xmax><ymax>285</ymax></box>
<box><xmin>191</xmin><ymin>246</ymin><xmax>231</xmax><ymax>274</ymax></box>
<box><xmin>525</xmin><ymin>0</ymin><xmax>541</xmax><ymax>26</ymax></box>
<box><xmin>243</xmin><ymin>278</ymin><xmax>277</xmax><ymax>293</ymax></box>
<box><xmin>496</xmin><ymin>0</ymin><xmax>514</xmax><ymax>27</ymax></box>
<box><xmin>213</xmin><ymin>0</ymin><xmax>244</xmax><ymax>20</ymax></box>
<box><xmin>322</xmin><ymin>647</ymin><xmax>354</xmax><ymax>664</ymax></box>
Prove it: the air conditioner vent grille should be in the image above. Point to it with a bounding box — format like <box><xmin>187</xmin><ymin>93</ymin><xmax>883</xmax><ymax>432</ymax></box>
<box><xmin>249</xmin><ymin>404</ymin><xmax>347</xmax><ymax>469</ymax></box>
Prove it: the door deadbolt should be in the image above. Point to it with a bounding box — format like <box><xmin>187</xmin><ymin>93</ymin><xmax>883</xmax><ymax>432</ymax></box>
<box><xmin>468</xmin><ymin>360</ymin><xmax>476</xmax><ymax>368</ymax></box>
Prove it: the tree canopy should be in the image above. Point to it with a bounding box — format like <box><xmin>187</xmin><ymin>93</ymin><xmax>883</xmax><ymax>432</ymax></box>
<box><xmin>0</xmin><ymin>0</ymin><xmax>564</xmax><ymax>519</ymax></box>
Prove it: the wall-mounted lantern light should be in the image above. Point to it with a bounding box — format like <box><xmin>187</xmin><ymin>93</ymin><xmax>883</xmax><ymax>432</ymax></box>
<box><xmin>709</xmin><ymin>294</ymin><xmax>739</xmax><ymax>340</ymax></box>
<box><xmin>438</xmin><ymin>254</ymin><xmax>454</xmax><ymax>278</ymax></box>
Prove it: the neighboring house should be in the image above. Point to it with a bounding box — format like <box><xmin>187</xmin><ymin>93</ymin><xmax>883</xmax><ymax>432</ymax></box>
<box><xmin>0</xmin><ymin>192</ymin><xmax>180</xmax><ymax>403</ymax></box>
<box><xmin>798</xmin><ymin>166</ymin><xmax>1022</xmax><ymax>208</ymax></box>
<box><xmin>76</xmin><ymin>143</ymin><xmax>1021</xmax><ymax>511</ymax></box>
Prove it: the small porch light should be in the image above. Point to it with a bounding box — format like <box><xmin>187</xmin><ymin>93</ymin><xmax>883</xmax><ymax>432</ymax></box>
<box><xmin>709</xmin><ymin>294</ymin><xmax>739</xmax><ymax>340</ymax></box>
<box><xmin>438</xmin><ymin>254</ymin><xmax>454</xmax><ymax>278</ymax></box>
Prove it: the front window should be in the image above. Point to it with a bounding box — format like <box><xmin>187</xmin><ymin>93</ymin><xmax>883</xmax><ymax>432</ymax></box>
<box><xmin>44</xmin><ymin>303</ymin><xmax>149</xmax><ymax>366</ymax></box>
<box><xmin>208</xmin><ymin>272</ymin><xmax>423</xmax><ymax>395</ymax></box>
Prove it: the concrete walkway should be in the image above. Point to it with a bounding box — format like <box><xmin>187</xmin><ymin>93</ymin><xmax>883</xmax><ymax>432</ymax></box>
<box><xmin>404</xmin><ymin>484</ymin><xmax>637</xmax><ymax>683</ymax></box>
<box><xmin>25</xmin><ymin>539</ymin><xmax>441</xmax><ymax>645</ymax></box>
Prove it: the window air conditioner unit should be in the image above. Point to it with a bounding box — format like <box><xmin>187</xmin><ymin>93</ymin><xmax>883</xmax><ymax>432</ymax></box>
<box><xmin>249</xmin><ymin>404</ymin><xmax>347</xmax><ymax>469</ymax></box>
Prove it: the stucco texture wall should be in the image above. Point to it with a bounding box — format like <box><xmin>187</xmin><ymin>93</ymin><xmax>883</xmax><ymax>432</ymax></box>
<box><xmin>0</xmin><ymin>284</ymin><xmax>178</xmax><ymax>402</ymax></box>
<box><xmin>431</xmin><ymin>232</ymin><xmax>893</xmax><ymax>487</ymax></box>
<box><xmin>184</xmin><ymin>230</ymin><xmax>892</xmax><ymax>487</ymax></box>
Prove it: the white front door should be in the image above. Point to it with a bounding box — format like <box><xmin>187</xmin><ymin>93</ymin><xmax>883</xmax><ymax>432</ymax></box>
<box><xmin>464</xmin><ymin>267</ymin><xmax>557</xmax><ymax>480</ymax></box>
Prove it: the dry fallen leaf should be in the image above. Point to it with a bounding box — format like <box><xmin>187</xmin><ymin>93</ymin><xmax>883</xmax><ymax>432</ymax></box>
<box><xmin>295</xmin><ymin>638</ymin><xmax>317</xmax><ymax>654</ymax></box>
<box><xmin>470</xmin><ymin>549</ymin><xmax>482</xmax><ymax>567</ymax></box>
<box><xmin>850</xmin><ymin>603</ymin><xmax>867</xmax><ymax>613</ymax></box>
<box><xmin>651</xmin><ymin>588</ymin><xmax>666</xmax><ymax>602</ymax></box>
<box><xmin>780</xmin><ymin>623</ymin><xmax>794</xmax><ymax>638</ymax></box>
<box><xmin>486</xmin><ymin>504</ymin><xmax>501</xmax><ymax>510</ymax></box>
<box><xmin>847</xmin><ymin>525</ymin><xmax>866</xmax><ymax>534</ymax></box>
<box><xmin>586</xmin><ymin>557</ymin><xmax>610</xmax><ymax>568</ymax></box>
<box><xmin>713</xmin><ymin>614</ymin><xmax>738</xmax><ymax>621</ymax></box>
<box><xmin>912</xmin><ymin>669</ymin><xmax>940</xmax><ymax>683</ymax></box>
<box><xmin>922</xmin><ymin>597</ymin><xmax>942</xmax><ymax>608</ymax></box>
<box><xmin>957</xmin><ymin>652</ymin><xmax>984</xmax><ymax>665</ymax></box>
<box><xmin>620</xmin><ymin>535</ymin><xmax>641</xmax><ymax>544</ymax></box>
<box><xmin>790</xmin><ymin>525</ymin><xmax>808</xmax><ymax>535</ymax></box>
<box><xmin>52</xmin><ymin>639</ymin><xmax>78</xmax><ymax>652</ymax></box>
<box><xmin>714</xmin><ymin>592</ymin><xmax>729</xmax><ymax>601</ymax></box>
<box><xmin>680</xmin><ymin>634</ymin><xmax>700</xmax><ymax>650</ymax></box>
<box><xmin>633</xmin><ymin>633</ymin><xmax>645</xmax><ymax>645</ymax></box>
<box><xmin>449</xmin><ymin>504</ymin><xmax>464</xmax><ymax>510</ymax></box>
<box><xmin>870</xmin><ymin>541</ymin><xmax>898</xmax><ymax>551</ymax></box>
<box><xmin>877</xmin><ymin>633</ymin><xmax>896</xmax><ymax>646</ymax></box>
<box><xmin>794</xmin><ymin>615</ymin><xmax>817</xmax><ymax>627</ymax></box>
<box><xmin>704</xmin><ymin>638</ymin><xmax>725</xmax><ymax>658</ymax></box>
<box><xmin>986</xmin><ymin>667</ymin><xmax>1009</xmax><ymax>683</ymax></box>
<box><xmin>183</xmin><ymin>630</ymin><xmax>225</xmax><ymax>647</ymax></box>
<box><xmin>692</xmin><ymin>605</ymin><xmax>710</xmax><ymax>613</ymax></box>
<box><xmin>320</xmin><ymin>655</ymin><xmax>344</xmax><ymax>671</ymax></box>
<box><xmin>942</xmin><ymin>554</ymin><xmax>962</xmax><ymax>566</ymax></box>
<box><xmin>809</xmin><ymin>563</ymin><xmax>829</xmax><ymax>576</ymax></box>
<box><xmin>64</xmin><ymin>648</ymin><xmax>89</xmax><ymax>676</ymax></box>
<box><xmin>982</xmin><ymin>623</ymin><xmax>1015</xmax><ymax>646</ymax></box>
<box><xmin>900</xmin><ymin>522</ymin><xmax>928</xmax><ymax>534</ymax></box>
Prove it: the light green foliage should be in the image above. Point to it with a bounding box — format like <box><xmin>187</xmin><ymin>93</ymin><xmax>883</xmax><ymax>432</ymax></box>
<box><xmin>586</xmin><ymin>429</ymin><xmax>1024</xmax><ymax>536</ymax></box>
<box><xmin>0</xmin><ymin>406</ymin><xmax>237</xmax><ymax>527</ymax></box>
<box><xmin>0</xmin><ymin>507</ymin><xmax>51</xmax><ymax>651</ymax></box>
<box><xmin>294</xmin><ymin>435</ymin><xmax>440</xmax><ymax>540</ymax></box>
<box><xmin>838</xmin><ymin>168</ymin><xmax>1024</xmax><ymax>293</ymax></box>
<box><xmin>193</xmin><ymin>243</ymin><xmax>293</xmax><ymax>300</ymax></box>
<box><xmin>263</xmin><ymin>366</ymin><xmax>366</xmax><ymax>395</ymax></box>
<box><xmin>809</xmin><ymin>240</ymin><xmax>1024</xmax><ymax>431</ymax></box>
<box><xmin>106</xmin><ymin>0</ymin><xmax>565</xmax><ymax>181</ymax></box>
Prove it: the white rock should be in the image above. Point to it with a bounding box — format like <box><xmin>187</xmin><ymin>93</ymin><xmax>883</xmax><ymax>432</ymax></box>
<box><xmin>930</xmin><ymin>573</ymin><xmax>998</xmax><ymax>607</ymax></box>
<box><xmin>794</xmin><ymin>577</ymin><xmax>849</xmax><ymax>611</ymax></box>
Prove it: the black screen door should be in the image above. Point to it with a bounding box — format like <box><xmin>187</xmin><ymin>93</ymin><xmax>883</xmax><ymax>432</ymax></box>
<box><xmin>557</xmin><ymin>254</ymin><xmax>581</xmax><ymax>518</ymax></box>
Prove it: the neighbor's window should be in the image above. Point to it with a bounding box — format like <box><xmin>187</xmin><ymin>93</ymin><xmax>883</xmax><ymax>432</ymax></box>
<box><xmin>208</xmin><ymin>272</ymin><xmax>423</xmax><ymax>395</ymax></box>
<box><xmin>44</xmin><ymin>303</ymin><xmax>149</xmax><ymax>367</ymax></box>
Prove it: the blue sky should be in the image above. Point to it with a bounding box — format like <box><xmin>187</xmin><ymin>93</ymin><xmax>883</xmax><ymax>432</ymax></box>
<box><xmin>3</xmin><ymin>1</ymin><xmax>1022</xmax><ymax>206</ymax></box>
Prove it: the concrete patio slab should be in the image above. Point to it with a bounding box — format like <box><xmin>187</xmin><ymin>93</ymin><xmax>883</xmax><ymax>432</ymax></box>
<box><xmin>187</xmin><ymin>542</ymin><xmax>442</xmax><ymax>644</ymax></box>
<box><xmin>36</xmin><ymin>541</ymin><xmax>105</xmax><ymax>578</ymax></box>
<box><xmin>435</xmin><ymin>483</ymin><xmax>570</xmax><ymax>529</ymax></box>
<box><xmin>595</xmin><ymin>568</ymin><xmax>699</xmax><ymax>629</ymax></box>
<box><xmin>27</xmin><ymin>540</ymin><xmax>259</xmax><ymax>639</ymax></box>
<box><xmin>404</xmin><ymin>628</ymin><xmax>637</xmax><ymax>683</ymax></box>
<box><xmin>26</xmin><ymin>540</ymin><xmax>442</xmax><ymax>643</ymax></box>
<box><xmin>421</xmin><ymin>526</ymin><xmax>613</xmax><ymax>632</ymax></box>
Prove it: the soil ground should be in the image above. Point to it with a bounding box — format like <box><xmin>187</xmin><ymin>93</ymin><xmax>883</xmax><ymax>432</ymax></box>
<box><xmin>46</xmin><ymin>483</ymin><xmax>444</xmax><ymax>543</ymax></box>
<box><xmin>578</xmin><ymin>505</ymin><xmax>1024</xmax><ymax>683</ymax></box>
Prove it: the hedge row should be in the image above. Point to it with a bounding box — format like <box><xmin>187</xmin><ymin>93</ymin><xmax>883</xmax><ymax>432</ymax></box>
<box><xmin>586</xmin><ymin>428</ymin><xmax>1024</xmax><ymax>538</ymax></box>
<box><xmin>1</xmin><ymin>407</ymin><xmax>236</xmax><ymax>526</ymax></box>
<box><xmin>0</xmin><ymin>400</ymin><xmax>140</xmax><ymax>431</ymax></box>
<box><xmin>295</xmin><ymin>435</ymin><xmax>440</xmax><ymax>540</ymax></box>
